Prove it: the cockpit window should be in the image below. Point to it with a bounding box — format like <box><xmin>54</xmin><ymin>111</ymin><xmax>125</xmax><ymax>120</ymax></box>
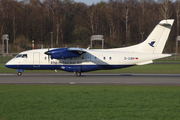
<box><xmin>16</xmin><ymin>54</ymin><xmax>22</xmax><ymax>58</ymax></box>
<box><xmin>16</xmin><ymin>54</ymin><xmax>28</xmax><ymax>58</ymax></box>
<box><xmin>22</xmin><ymin>54</ymin><xmax>27</xmax><ymax>58</ymax></box>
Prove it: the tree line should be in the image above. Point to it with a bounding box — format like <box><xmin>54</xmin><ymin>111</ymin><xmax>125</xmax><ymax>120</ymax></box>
<box><xmin>0</xmin><ymin>0</ymin><xmax>180</xmax><ymax>53</ymax></box>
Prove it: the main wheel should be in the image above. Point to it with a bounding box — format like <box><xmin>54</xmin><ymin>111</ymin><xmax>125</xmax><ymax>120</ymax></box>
<box><xmin>17</xmin><ymin>72</ymin><xmax>22</xmax><ymax>76</ymax></box>
<box><xmin>75</xmin><ymin>71</ymin><xmax>81</xmax><ymax>77</ymax></box>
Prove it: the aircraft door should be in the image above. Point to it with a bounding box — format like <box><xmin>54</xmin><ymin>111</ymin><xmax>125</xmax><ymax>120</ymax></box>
<box><xmin>86</xmin><ymin>55</ymin><xmax>91</xmax><ymax>62</ymax></box>
<box><xmin>33</xmin><ymin>52</ymin><xmax>40</xmax><ymax>67</ymax></box>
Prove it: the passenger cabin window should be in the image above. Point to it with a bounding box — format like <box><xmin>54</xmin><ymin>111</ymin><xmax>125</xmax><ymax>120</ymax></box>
<box><xmin>109</xmin><ymin>57</ymin><xmax>112</xmax><ymax>60</ymax></box>
<box><xmin>104</xmin><ymin>57</ymin><xmax>106</xmax><ymax>60</ymax></box>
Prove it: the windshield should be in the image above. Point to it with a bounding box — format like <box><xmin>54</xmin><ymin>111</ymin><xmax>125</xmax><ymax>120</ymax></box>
<box><xmin>16</xmin><ymin>54</ymin><xmax>22</xmax><ymax>58</ymax></box>
<box><xmin>22</xmin><ymin>54</ymin><xmax>27</xmax><ymax>58</ymax></box>
<box><xmin>15</xmin><ymin>54</ymin><xmax>28</xmax><ymax>58</ymax></box>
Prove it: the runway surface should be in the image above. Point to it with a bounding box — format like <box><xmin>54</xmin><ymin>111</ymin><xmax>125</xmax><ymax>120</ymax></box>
<box><xmin>0</xmin><ymin>73</ymin><xmax>180</xmax><ymax>85</ymax></box>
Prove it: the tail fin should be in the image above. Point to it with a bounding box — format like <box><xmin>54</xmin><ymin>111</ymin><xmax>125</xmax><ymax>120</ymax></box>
<box><xmin>116</xmin><ymin>19</ymin><xmax>174</xmax><ymax>53</ymax></box>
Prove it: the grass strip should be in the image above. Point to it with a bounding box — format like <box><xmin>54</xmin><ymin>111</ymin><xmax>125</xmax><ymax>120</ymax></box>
<box><xmin>0</xmin><ymin>85</ymin><xmax>180</xmax><ymax>120</ymax></box>
<box><xmin>91</xmin><ymin>64</ymin><xmax>180</xmax><ymax>74</ymax></box>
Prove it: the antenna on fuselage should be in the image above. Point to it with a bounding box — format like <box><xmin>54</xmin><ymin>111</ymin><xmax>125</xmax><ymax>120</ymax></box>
<box><xmin>87</xmin><ymin>45</ymin><xmax>90</xmax><ymax>49</ymax></box>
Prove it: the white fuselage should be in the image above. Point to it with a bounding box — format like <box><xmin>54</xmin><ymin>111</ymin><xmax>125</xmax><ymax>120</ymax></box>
<box><xmin>5</xmin><ymin>48</ymin><xmax>170</xmax><ymax>72</ymax></box>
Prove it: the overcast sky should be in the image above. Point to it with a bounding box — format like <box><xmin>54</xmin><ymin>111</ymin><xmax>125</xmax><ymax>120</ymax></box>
<box><xmin>74</xmin><ymin>0</ymin><xmax>107</xmax><ymax>5</ymax></box>
<box><xmin>17</xmin><ymin>0</ymin><xmax>107</xmax><ymax>6</ymax></box>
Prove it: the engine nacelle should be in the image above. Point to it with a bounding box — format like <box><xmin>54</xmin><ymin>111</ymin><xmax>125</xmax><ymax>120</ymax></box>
<box><xmin>45</xmin><ymin>48</ymin><xmax>79</xmax><ymax>59</ymax></box>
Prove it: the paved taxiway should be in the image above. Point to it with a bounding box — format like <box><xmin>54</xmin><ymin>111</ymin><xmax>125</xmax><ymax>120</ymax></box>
<box><xmin>0</xmin><ymin>73</ymin><xmax>180</xmax><ymax>85</ymax></box>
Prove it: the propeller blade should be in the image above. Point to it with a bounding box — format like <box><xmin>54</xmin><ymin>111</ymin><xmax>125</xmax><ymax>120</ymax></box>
<box><xmin>44</xmin><ymin>45</ymin><xmax>51</xmax><ymax>63</ymax></box>
<box><xmin>48</xmin><ymin>46</ymin><xmax>50</xmax><ymax>63</ymax></box>
<box><xmin>48</xmin><ymin>55</ymin><xmax>50</xmax><ymax>63</ymax></box>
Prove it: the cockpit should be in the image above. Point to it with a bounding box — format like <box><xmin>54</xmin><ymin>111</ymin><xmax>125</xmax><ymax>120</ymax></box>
<box><xmin>15</xmin><ymin>54</ymin><xmax>28</xmax><ymax>58</ymax></box>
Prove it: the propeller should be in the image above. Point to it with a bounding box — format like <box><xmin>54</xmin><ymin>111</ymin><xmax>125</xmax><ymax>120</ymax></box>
<box><xmin>44</xmin><ymin>46</ymin><xmax>51</xmax><ymax>63</ymax></box>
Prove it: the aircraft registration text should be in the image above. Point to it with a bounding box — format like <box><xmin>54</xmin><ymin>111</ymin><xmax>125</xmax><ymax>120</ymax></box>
<box><xmin>124</xmin><ymin>57</ymin><xmax>138</xmax><ymax>60</ymax></box>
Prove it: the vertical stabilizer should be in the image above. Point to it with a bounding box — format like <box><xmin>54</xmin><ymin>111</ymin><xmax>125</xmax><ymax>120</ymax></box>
<box><xmin>152</xmin><ymin>20</ymin><xmax>174</xmax><ymax>53</ymax></box>
<box><xmin>143</xmin><ymin>19</ymin><xmax>174</xmax><ymax>53</ymax></box>
<box><xmin>115</xmin><ymin>19</ymin><xmax>174</xmax><ymax>53</ymax></box>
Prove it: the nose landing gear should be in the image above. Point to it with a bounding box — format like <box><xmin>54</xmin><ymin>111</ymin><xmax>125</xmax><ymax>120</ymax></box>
<box><xmin>17</xmin><ymin>72</ymin><xmax>22</xmax><ymax>76</ymax></box>
<box><xmin>17</xmin><ymin>69</ymin><xmax>24</xmax><ymax>76</ymax></box>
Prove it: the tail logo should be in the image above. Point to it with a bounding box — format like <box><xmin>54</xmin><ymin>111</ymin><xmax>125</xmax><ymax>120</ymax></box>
<box><xmin>149</xmin><ymin>41</ymin><xmax>155</xmax><ymax>47</ymax></box>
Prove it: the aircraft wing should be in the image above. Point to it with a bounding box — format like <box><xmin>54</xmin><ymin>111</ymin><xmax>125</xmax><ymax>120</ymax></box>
<box><xmin>44</xmin><ymin>47</ymin><xmax>86</xmax><ymax>59</ymax></box>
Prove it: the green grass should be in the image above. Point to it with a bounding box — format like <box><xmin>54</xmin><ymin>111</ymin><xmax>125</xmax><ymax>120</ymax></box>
<box><xmin>154</xmin><ymin>60</ymin><xmax>180</xmax><ymax>63</ymax></box>
<box><xmin>0</xmin><ymin>56</ymin><xmax>14</xmax><ymax>62</ymax></box>
<box><xmin>0</xmin><ymin>85</ymin><xmax>180</xmax><ymax>120</ymax></box>
<box><xmin>91</xmin><ymin>64</ymin><xmax>180</xmax><ymax>74</ymax></box>
<box><xmin>0</xmin><ymin>63</ymin><xmax>65</xmax><ymax>73</ymax></box>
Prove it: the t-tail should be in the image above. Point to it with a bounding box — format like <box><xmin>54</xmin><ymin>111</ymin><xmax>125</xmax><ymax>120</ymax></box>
<box><xmin>117</xmin><ymin>19</ymin><xmax>174</xmax><ymax>54</ymax></box>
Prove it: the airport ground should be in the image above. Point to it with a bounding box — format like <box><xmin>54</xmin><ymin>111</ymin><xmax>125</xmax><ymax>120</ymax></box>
<box><xmin>0</xmin><ymin>73</ymin><xmax>180</xmax><ymax>85</ymax></box>
<box><xmin>1</xmin><ymin>56</ymin><xmax>180</xmax><ymax>119</ymax></box>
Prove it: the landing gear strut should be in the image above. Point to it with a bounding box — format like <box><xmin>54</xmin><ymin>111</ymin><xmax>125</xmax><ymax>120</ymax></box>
<box><xmin>75</xmin><ymin>71</ymin><xmax>81</xmax><ymax>77</ymax></box>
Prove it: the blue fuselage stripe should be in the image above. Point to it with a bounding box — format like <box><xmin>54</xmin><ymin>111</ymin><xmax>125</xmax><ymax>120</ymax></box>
<box><xmin>5</xmin><ymin>64</ymin><xmax>134</xmax><ymax>72</ymax></box>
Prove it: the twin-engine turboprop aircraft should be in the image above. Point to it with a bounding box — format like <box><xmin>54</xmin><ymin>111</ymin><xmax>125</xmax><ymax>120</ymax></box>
<box><xmin>5</xmin><ymin>19</ymin><xmax>174</xmax><ymax>76</ymax></box>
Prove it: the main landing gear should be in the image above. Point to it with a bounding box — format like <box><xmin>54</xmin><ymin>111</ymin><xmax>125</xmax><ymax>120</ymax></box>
<box><xmin>75</xmin><ymin>71</ymin><xmax>81</xmax><ymax>77</ymax></box>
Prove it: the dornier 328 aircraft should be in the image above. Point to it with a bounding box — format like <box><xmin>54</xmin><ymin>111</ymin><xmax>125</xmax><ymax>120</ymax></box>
<box><xmin>5</xmin><ymin>19</ymin><xmax>174</xmax><ymax>76</ymax></box>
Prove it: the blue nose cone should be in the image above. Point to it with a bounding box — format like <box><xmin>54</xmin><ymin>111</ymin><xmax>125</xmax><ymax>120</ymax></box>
<box><xmin>5</xmin><ymin>62</ymin><xmax>10</xmax><ymax>68</ymax></box>
<box><xmin>5</xmin><ymin>61</ymin><xmax>14</xmax><ymax>69</ymax></box>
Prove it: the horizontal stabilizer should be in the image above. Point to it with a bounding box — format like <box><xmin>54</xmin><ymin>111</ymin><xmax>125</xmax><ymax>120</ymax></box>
<box><xmin>136</xmin><ymin>61</ymin><xmax>153</xmax><ymax>65</ymax></box>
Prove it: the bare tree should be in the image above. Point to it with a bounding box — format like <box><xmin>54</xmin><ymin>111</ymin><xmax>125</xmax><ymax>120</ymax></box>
<box><xmin>121</xmin><ymin>1</ymin><xmax>130</xmax><ymax>45</ymax></box>
<box><xmin>175</xmin><ymin>0</ymin><xmax>180</xmax><ymax>36</ymax></box>
<box><xmin>158</xmin><ymin>0</ymin><xmax>172</xmax><ymax>19</ymax></box>
<box><xmin>139</xmin><ymin>0</ymin><xmax>148</xmax><ymax>32</ymax></box>
<box><xmin>0</xmin><ymin>0</ymin><xmax>178</xmax><ymax>53</ymax></box>
<box><xmin>86</xmin><ymin>5</ymin><xmax>96</xmax><ymax>35</ymax></box>
<box><xmin>58</xmin><ymin>0</ymin><xmax>75</xmax><ymax>45</ymax></box>
<box><xmin>0</xmin><ymin>0</ymin><xmax>11</xmax><ymax>41</ymax></box>
<box><xmin>106</xmin><ymin>2</ymin><xmax>117</xmax><ymax>43</ymax></box>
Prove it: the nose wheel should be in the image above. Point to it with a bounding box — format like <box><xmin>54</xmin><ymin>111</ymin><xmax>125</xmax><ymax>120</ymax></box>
<box><xmin>17</xmin><ymin>69</ymin><xmax>23</xmax><ymax>76</ymax></box>
<box><xmin>75</xmin><ymin>71</ymin><xmax>81</xmax><ymax>77</ymax></box>
<box><xmin>17</xmin><ymin>72</ymin><xmax>22</xmax><ymax>76</ymax></box>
